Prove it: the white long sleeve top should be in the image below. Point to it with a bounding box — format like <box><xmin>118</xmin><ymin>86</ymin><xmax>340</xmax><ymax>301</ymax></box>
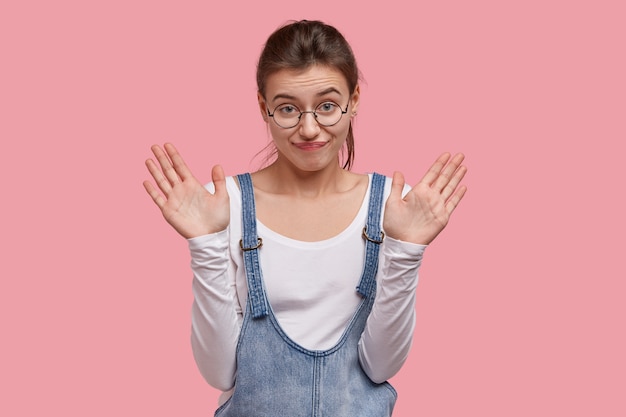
<box><xmin>189</xmin><ymin>175</ymin><xmax>425</xmax><ymax>404</ymax></box>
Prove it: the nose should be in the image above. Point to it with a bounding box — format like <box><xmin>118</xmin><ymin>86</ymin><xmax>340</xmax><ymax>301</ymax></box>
<box><xmin>298</xmin><ymin>111</ymin><xmax>320</xmax><ymax>139</ymax></box>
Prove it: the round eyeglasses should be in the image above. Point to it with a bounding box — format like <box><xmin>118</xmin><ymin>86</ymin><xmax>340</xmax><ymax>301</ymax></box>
<box><xmin>267</xmin><ymin>101</ymin><xmax>349</xmax><ymax>129</ymax></box>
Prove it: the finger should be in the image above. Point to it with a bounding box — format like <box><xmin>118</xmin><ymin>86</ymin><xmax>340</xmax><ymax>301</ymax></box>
<box><xmin>211</xmin><ymin>165</ymin><xmax>227</xmax><ymax>195</ymax></box>
<box><xmin>143</xmin><ymin>180</ymin><xmax>166</xmax><ymax>209</ymax></box>
<box><xmin>432</xmin><ymin>153</ymin><xmax>465</xmax><ymax>192</ymax></box>
<box><xmin>445</xmin><ymin>184</ymin><xmax>468</xmax><ymax>215</ymax></box>
<box><xmin>441</xmin><ymin>164</ymin><xmax>468</xmax><ymax>201</ymax></box>
<box><xmin>389</xmin><ymin>171</ymin><xmax>406</xmax><ymax>202</ymax></box>
<box><xmin>419</xmin><ymin>152</ymin><xmax>451</xmax><ymax>186</ymax></box>
<box><xmin>164</xmin><ymin>143</ymin><xmax>194</xmax><ymax>182</ymax></box>
<box><xmin>145</xmin><ymin>158</ymin><xmax>173</xmax><ymax>196</ymax></box>
<box><xmin>152</xmin><ymin>144</ymin><xmax>181</xmax><ymax>186</ymax></box>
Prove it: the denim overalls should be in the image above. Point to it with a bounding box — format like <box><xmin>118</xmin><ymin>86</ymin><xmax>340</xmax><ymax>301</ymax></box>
<box><xmin>215</xmin><ymin>173</ymin><xmax>396</xmax><ymax>417</ymax></box>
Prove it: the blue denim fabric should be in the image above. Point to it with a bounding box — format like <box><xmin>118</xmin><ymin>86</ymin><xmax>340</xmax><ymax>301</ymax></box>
<box><xmin>216</xmin><ymin>173</ymin><xmax>395</xmax><ymax>417</ymax></box>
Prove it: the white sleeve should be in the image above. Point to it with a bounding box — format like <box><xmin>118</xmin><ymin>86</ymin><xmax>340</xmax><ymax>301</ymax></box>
<box><xmin>358</xmin><ymin>178</ymin><xmax>427</xmax><ymax>383</ymax></box>
<box><xmin>189</xmin><ymin>229</ymin><xmax>241</xmax><ymax>391</ymax></box>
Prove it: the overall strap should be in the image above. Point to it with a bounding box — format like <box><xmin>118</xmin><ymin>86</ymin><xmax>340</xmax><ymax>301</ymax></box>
<box><xmin>356</xmin><ymin>173</ymin><xmax>386</xmax><ymax>298</ymax></box>
<box><xmin>237</xmin><ymin>173</ymin><xmax>269</xmax><ymax>319</ymax></box>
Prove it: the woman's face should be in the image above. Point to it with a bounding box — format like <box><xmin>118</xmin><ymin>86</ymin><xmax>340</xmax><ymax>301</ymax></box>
<box><xmin>258</xmin><ymin>65</ymin><xmax>359</xmax><ymax>173</ymax></box>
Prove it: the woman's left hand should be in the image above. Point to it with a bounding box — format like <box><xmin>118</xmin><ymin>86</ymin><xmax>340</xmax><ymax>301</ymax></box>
<box><xmin>383</xmin><ymin>152</ymin><xmax>468</xmax><ymax>245</ymax></box>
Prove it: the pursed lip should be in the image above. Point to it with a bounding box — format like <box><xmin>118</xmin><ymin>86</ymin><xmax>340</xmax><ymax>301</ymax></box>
<box><xmin>292</xmin><ymin>141</ymin><xmax>329</xmax><ymax>151</ymax></box>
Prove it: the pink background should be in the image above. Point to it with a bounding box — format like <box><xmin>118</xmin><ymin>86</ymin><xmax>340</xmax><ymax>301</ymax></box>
<box><xmin>2</xmin><ymin>0</ymin><xmax>624</xmax><ymax>415</ymax></box>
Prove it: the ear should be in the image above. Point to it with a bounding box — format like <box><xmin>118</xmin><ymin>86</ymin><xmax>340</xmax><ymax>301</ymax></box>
<box><xmin>350</xmin><ymin>84</ymin><xmax>360</xmax><ymax>117</ymax></box>
<box><xmin>257</xmin><ymin>91</ymin><xmax>269</xmax><ymax>122</ymax></box>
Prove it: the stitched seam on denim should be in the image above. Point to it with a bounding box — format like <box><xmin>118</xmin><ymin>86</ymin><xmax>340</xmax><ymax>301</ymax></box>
<box><xmin>312</xmin><ymin>356</ymin><xmax>321</xmax><ymax>417</ymax></box>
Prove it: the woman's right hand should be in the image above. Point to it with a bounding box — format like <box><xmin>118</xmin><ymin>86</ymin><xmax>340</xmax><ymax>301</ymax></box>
<box><xmin>143</xmin><ymin>143</ymin><xmax>230</xmax><ymax>239</ymax></box>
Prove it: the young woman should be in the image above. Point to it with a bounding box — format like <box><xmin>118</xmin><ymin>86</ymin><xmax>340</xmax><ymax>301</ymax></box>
<box><xmin>144</xmin><ymin>20</ymin><xmax>467</xmax><ymax>417</ymax></box>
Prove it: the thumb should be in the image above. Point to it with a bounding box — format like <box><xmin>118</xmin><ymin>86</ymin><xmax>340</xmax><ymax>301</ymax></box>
<box><xmin>211</xmin><ymin>165</ymin><xmax>227</xmax><ymax>195</ymax></box>
<box><xmin>389</xmin><ymin>171</ymin><xmax>405</xmax><ymax>202</ymax></box>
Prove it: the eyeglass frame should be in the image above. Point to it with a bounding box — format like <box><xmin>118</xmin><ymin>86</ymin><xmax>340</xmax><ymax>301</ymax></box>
<box><xmin>266</xmin><ymin>101</ymin><xmax>350</xmax><ymax>129</ymax></box>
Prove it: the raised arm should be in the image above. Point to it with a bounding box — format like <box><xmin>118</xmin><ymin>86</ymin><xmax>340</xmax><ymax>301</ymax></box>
<box><xmin>144</xmin><ymin>143</ymin><xmax>239</xmax><ymax>390</ymax></box>
<box><xmin>360</xmin><ymin>153</ymin><xmax>467</xmax><ymax>382</ymax></box>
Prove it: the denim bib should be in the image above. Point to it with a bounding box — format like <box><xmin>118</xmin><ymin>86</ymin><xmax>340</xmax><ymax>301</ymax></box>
<box><xmin>215</xmin><ymin>173</ymin><xmax>396</xmax><ymax>417</ymax></box>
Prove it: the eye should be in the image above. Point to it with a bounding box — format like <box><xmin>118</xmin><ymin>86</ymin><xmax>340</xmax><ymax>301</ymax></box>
<box><xmin>276</xmin><ymin>104</ymin><xmax>299</xmax><ymax>115</ymax></box>
<box><xmin>317</xmin><ymin>102</ymin><xmax>339</xmax><ymax>113</ymax></box>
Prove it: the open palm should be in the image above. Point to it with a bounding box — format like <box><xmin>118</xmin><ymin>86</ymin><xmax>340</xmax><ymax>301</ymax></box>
<box><xmin>143</xmin><ymin>143</ymin><xmax>229</xmax><ymax>239</ymax></box>
<box><xmin>383</xmin><ymin>153</ymin><xmax>467</xmax><ymax>245</ymax></box>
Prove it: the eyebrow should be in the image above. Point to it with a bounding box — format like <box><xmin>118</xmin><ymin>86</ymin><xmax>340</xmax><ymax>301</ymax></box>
<box><xmin>270</xmin><ymin>87</ymin><xmax>343</xmax><ymax>103</ymax></box>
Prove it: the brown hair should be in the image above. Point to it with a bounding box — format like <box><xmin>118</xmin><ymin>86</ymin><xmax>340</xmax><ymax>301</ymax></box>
<box><xmin>256</xmin><ymin>20</ymin><xmax>360</xmax><ymax>169</ymax></box>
